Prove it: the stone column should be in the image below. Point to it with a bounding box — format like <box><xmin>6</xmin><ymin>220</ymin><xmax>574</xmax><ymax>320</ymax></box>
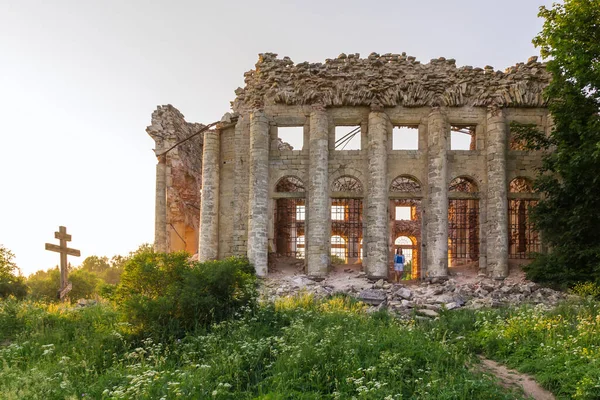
<box><xmin>247</xmin><ymin>111</ymin><xmax>270</xmax><ymax>276</ymax></box>
<box><xmin>366</xmin><ymin>109</ymin><xmax>389</xmax><ymax>279</ymax></box>
<box><xmin>307</xmin><ymin>108</ymin><xmax>330</xmax><ymax>278</ymax></box>
<box><xmin>486</xmin><ymin>107</ymin><xmax>509</xmax><ymax>279</ymax></box>
<box><xmin>232</xmin><ymin>116</ymin><xmax>250</xmax><ymax>256</ymax></box>
<box><xmin>426</xmin><ymin>108</ymin><xmax>449</xmax><ymax>279</ymax></box>
<box><xmin>198</xmin><ymin>129</ymin><xmax>220</xmax><ymax>261</ymax></box>
<box><xmin>154</xmin><ymin>154</ymin><xmax>168</xmax><ymax>252</ymax></box>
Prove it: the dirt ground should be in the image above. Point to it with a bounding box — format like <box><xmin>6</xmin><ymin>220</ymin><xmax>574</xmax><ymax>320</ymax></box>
<box><xmin>478</xmin><ymin>356</ymin><xmax>556</xmax><ymax>400</ymax></box>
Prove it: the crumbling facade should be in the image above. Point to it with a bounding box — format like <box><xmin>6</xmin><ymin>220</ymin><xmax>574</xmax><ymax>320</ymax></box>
<box><xmin>147</xmin><ymin>52</ymin><xmax>551</xmax><ymax>280</ymax></box>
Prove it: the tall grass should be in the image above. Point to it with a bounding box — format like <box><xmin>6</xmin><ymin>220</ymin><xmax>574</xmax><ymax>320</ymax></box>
<box><xmin>421</xmin><ymin>300</ymin><xmax>600</xmax><ymax>399</ymax></box>
<box><xmin>0</xmin><ymin>296</ymin><xmax>526</xmax><ymax>399</ymax></box>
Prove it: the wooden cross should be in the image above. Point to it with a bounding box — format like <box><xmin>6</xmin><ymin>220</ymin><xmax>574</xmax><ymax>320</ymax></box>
<box><xmin>45</xmin><ymin>226</ymin><xmax>80</xmax><ymax>300</ymax></box>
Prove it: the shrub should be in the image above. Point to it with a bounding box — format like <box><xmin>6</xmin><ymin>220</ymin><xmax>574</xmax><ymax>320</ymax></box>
<box><xmin>521</xmin><ymin>252</ymin><xmax>590</xmax><ymax>289</ymax></box>
<box><xmin>572</xmin><ymin>282</ymin><xmax>600</xmax><ymax>299</ymax></box>
<box><xmin>114</xmin><ymin>250</ymin><xmax>257</xmax><ymax>338</ymax></box>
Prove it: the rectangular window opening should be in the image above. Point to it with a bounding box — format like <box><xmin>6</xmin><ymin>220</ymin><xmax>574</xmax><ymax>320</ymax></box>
<box><xmin>395</xmin><ymin>206</ymin><xmax>412</xmax><ymax>221</ymax></box>
<box><xmin>295</xmin><ymin>205</ymin><xmax>305</xmax><ymax>221</ymax></box>
<box><xmin>331</xmin><ymin>205</ymin><xmax>346</xmax><ymax>220</ymax></box>
<box><xmin>335</xmin><ymin>126</ymin><xmax>361</xmax><ymax>150</ymax></box>
<box><xmin>450</xmin><ymin>126</ymin><xmax>476</xmax><ymax>150</ymax></box>
<box><xmin>277</xmin><ymin>126</ymin><xmax>304</xmax><ymax>151</ymax></box>
<box><xmin>392</xmin><ymin>126</ymin><xmax>419</xmax><ymax>150</ymax></box>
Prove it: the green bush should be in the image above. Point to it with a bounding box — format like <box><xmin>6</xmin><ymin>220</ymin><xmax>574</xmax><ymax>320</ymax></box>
<box><xmin>114</xmin><ymin>250</ymin><xmax>257</xmax><ymax>338</ymax></box>
<box><xmin>572</xmin><ymin>282</ymin><xmax>600</xmax><ymax>299</ymax></box>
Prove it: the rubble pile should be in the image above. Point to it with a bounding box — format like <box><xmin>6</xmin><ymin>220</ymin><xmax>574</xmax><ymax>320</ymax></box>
<box><xmin>261</xmin><ymin>270</ymin><xmax>568</xmax><ymax>319</ymax></box>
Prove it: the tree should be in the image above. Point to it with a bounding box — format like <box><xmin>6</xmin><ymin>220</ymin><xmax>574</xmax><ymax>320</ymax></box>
<box><xmin>0</xmin><ymin>245</ymin><xmax>27</xmax><ymax>299</ymax></box>
<box><xmin>68</xmin><ymin>269</ymin><xmax>100</xmax><ymax>300</ymax></box>
<box><xmin>26</xmin><ymin>267</ymin><xmax>60</xmax><ymax>302</ymax></box>
<box><xmin>518</xmin><ymin>0</ymin><xmax>600</xmax><ymax>286</ymax></box>
<box><xmin>79</xmin><ymin>255</ymin><xmax>110</xmax><ymax>274</ymax></box>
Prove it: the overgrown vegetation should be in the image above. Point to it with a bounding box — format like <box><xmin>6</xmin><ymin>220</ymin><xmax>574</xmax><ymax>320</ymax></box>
<box><xmin>511</xmin><ymin>0</ymin><xmax>600</xmax><ymax>287</ymax></box>
<box><xmin>1</xmin><ymin>295</ymin><xmax>531</xmax><ymax>400</ymax></box>
<box><xmin>426</xmin><ymin>300</ymin><xmax>600</xmax><ymax>399</ymax></box>
<box><xmin>3</xmin><ymin>248</ymin><xmax>600</xmax><ymax>398</ymax></box>
<box><xmin>3</xmin><ymin>292</ymin><xmax>600</xmax><ymax>399</ymax></box>
<box><xmin>113</xmin><ymin>251</ymin><xmax>257</xmax><ymax>338</ymax></box>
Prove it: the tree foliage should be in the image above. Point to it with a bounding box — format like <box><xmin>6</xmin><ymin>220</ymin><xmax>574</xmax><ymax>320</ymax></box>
<box><xmin>520</xmin><ymin>0</ymin><xmax>600</xmax><ymax>286</ymax></box>
<box><xmin>26</xmin><ymin>244</ymin><xmax>153</xmax><ymax>302</ymax></box>
<box><xmin>0</xmin><ymin>245</ymin><xmax>27</xmax><ymax>299</ymax></box>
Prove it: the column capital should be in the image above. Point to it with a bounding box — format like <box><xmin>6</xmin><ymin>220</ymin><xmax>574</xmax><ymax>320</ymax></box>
<box><xmin>487</xmin><ymin>105</ymin><xmax>506</xmax><ymax>118</ymax></box>
<box><xmin>370</xmin><ymin>103</ymin><xmax>384</xmax><ymax>112</ymax></box>
<box><xmin>428</xmin><ymin>106</ymin><xmax>448</xmax><ymax>118</ymax></box>
<box><xmin>368</xmin><ymin>109</ymin><xmax>390</xmax><ymax>121</ymax></box>
<box><xmin>311</xmin><ymin>103</ymin><xmax>327</xmax><ymax>113</ymax></box>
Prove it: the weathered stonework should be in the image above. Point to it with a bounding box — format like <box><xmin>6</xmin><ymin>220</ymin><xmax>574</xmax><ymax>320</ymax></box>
<box><xmin>234</xmin><ymin>53</ymin><xmax>550</xmax><ymax>110</ymax></box>
<box><xmin>154</xmin><ymin>156</ymin><xmax>167</xmax><ymax>252</ymax></box>
<box><xmin>247</xmin><ymin>111</ymin><xmax>270</xmax><ymax>276</ymax></box>
<box><xmin>366</xmin><ymin>110</ymin><xmax>390</xmax><ymax>278</ymax></box>
<box><xmin>426</xmin><ymin>108</ymin><xmax>449</xmax><ymax>278</ymax></box>
<box><xmin>147</xmin><ymin>53</ymin><xmax>550</xmax><ymax>280</ymax></box>
<box><xmin>198</xmin><ymin>129</ymin><xmax>220</xmax><ymax>261</ymax></box>
<box><xmin>307</xmin><ymin>109</ymin><xmax>330</xmax><ymax>277</ymax></box>
<box><xmin>146</xmin><ymin>105</ymin><xmax>204</xmax><ymax>254</ymax></box>
<box><xmin>486</xmin><ymin>108</ymin><xmax>509</xmax><ymax>278</ymax></box>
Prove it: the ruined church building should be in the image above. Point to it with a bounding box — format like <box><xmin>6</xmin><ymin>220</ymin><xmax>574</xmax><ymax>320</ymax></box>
<box><xmin>147</xmin><ymin>52</ymin><xmax>551</xmax><ymax>280</ymax></box>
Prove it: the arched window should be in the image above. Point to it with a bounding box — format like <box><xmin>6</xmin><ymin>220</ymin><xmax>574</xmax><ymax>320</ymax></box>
<box><xmin>508</xmin><ymin>177</ymin><xmax>539</xmax><ymax>258</ymax></box>
<box><xmin>332</xmin><ymin>176</ymin><xmax>363</xmax><ymax>193</ymax></box>
<box><xmin>274</xmin><ymin>177</ymin><xmax>305</xmax><ymax>259</ymax></box>
<box><xmin>275</xmin><ymin>176</ymin><xmax>305</xmax><ymax>192</ymax></box>
<box><xmin>394</xmin><ymin>236</ymin><xmax>413</xmax><ymax>245</ymax></box>
<box><xmin>449</xmin><ymin>177</ymin><xmax>478</xmax><ymax>193</ymax></box>
<box><xmin>390</xmin><ymin>175</ymin><xmax>421</xmax><ymax>192</ymax></box>
<box><xmin>448</xmin><ymin>177</ymin><xmax>479</xmax><ymax>264</ymax></box>
<box><xmin>509</xmin><ymin>177</ymin><xmax>533</xmax><ymax>193</ymax></box>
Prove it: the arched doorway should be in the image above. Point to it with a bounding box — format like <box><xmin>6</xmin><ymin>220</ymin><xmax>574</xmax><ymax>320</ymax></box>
<box><xmin>393</xmin><ymin>235</ymin><xmax>418</xmax><ymax>279</ymax></box>
<box><xmin>389</xmin><ymin>175</ymin><xmax>422</xmax><ymax>279</ymax></box>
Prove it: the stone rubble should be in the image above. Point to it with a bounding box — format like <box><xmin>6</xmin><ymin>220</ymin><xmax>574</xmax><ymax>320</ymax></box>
<box><xmin>234</xmin><ymin>53</ymin><xmax>550</xmax><ymax>110</ymax></box>
<box><xmin>261</xmin><ymin>271</ymin><xmax>569</xmax><ymax>319</ymax></box>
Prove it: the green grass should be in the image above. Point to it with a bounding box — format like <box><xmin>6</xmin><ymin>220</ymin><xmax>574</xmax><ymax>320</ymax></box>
<box><xmin>420</xmin><ymin>300</ymin><xmax>600</xmax><ymax>399</ymax></box>
<box><xmin>0</xmin><ymin>296</ymin><xmax>525</xmax><ymax>399</ymax></box>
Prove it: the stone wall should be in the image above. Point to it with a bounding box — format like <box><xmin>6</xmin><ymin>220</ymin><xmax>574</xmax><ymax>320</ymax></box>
<box><xmin>146</xmin><ymin>105</ymin><xmax>204</xmax><ymax>254</ymax></box>
<box><xmin>234</xmin><ymin>53</ymin><xmax>550</xmax><ymax>110</ymax></box>
<box><xmin>148</xmin><ymin>53</ymin><xmax>551</xmax><ymax>280</ymax></box>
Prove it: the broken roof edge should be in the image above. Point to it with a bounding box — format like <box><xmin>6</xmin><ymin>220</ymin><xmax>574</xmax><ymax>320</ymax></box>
<box><xmin>232</xmin><ymin>52</ymin><xmax>551</xmax><ymax>111</ymax></box>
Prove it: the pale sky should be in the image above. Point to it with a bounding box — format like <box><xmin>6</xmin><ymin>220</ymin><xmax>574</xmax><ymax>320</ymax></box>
<box><xmin>0</xmin><ymin>0</ymin><xmax>554</xmax><ymax>276</ymax></box>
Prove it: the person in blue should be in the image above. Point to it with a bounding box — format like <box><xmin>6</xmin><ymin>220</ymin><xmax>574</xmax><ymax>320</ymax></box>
<box><xmin>393</xmin><ymin>248</ymin><xmax>405</xmax><ymax>282</ymax></box>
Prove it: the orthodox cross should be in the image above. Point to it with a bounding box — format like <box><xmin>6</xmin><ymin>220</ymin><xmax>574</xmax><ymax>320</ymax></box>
<box><xmin>45</xmin><ymin>226</ymin><xmax>80</xmax><ymax>300</ymax></box>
